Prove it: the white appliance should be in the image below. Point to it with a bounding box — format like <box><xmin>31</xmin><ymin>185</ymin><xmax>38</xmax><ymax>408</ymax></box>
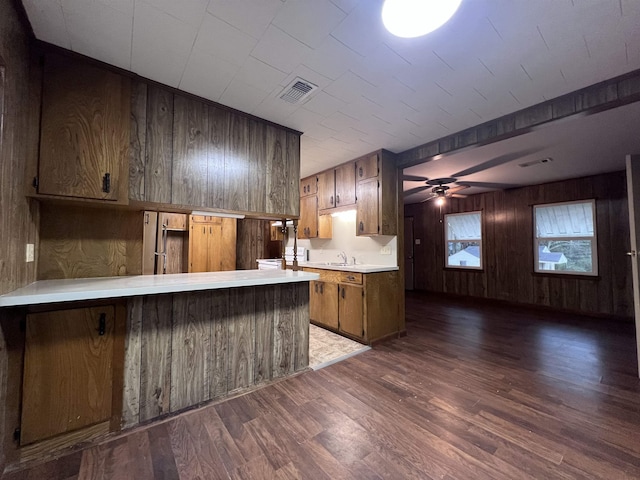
<box><xmin>256</xmin><ymin>247</ymin><xmax>306</xmax><ymax>270</ymax></box>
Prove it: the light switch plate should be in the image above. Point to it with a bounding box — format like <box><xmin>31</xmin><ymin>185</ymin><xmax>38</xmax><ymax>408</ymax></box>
<box><xmin>415</xmin><ymin>239</ymin><xmax>421</xmax><ymax>245</ymax></box>
<box><xmin>380</xmin><ymin>245</ymin><xmax>391</xmax><ymax>255</ymax></box>
<box><xmin>26</xmin><ymin>243</ymin><xmax>35</xmax><ymax>262</ymax></box>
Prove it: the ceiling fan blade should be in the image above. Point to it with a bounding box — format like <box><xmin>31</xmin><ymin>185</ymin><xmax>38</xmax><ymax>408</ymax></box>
<box><xmin>461</xmin><ymin>181</ymin><xmax>519</xmax><ymax>190</ymax></box>
<box><xmin>420</xmin><ymin>193</ymin><xmax>438</xmax><ymax>203</ymax></box>
<box><xmin>450</xmin><ymin>193</ymin><xmax>468</xmax><ymax>198</ymax></box>
<box><xmin>448</xmin><ymin>184</ymin><xmax>469</xmax><ymax>194</ymax></box>
<box><xmin>403</xmin><ymin>175</ymin><xmax>429</xmax><ymax>182</ymax></box>
<box><xmin>404</xmin><ymin>185</ymin><xmax>430</xmax><ymax>196</ymax></box>
<box><xmin>451</xmin><ymin>147</ymin><xmax>543</xmax><ymax>178</ymax></box>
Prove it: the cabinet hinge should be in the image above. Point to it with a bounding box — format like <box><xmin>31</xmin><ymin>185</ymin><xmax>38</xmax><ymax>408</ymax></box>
<box><xmin>32</xmin><ymin>177</ymin><xmax>39</xmax><ymax>189</ymax></box>
<box><xmin>362</xmin><ymin>328</ymin><xmax>365</xmax><ymax>336</ymax></box>
<box><xmin>13</xmin><ymin>428</ymin><xmax>20</xmax><ymax>443</ymax></box>
<box><xmin>378</xmin><ymin>181</ymin><xmax>380</xmax><ymax>188</ymax></box>
<box><xmin>102</xmin><ymin>173</ymin><xmax>111</xmax><ymax>193</ymax></box>
<box><xmin>377</xmin><ymin>224</ymin><xmax>380</xmax><ymax>233</ymax></box>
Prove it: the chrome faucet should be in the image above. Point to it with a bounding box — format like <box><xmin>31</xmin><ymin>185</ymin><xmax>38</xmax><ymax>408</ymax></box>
<box><xmin>337</xmin><ymin>251</ymin><xmax>347</xmax><ymax>264</ymax></box>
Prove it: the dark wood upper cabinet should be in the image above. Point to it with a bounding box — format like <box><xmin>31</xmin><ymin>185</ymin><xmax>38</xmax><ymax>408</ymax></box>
<box><xmin>38</xmin><ymin>54</ymin><xmax>130</xmax><ymax>202</ymax></box>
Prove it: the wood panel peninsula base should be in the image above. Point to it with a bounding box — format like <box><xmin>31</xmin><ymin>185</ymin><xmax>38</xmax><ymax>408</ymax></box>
<box><xmin>0</xmin><ymin>270</ymin><xmax>317</xmax><ymax>469</ymax></box>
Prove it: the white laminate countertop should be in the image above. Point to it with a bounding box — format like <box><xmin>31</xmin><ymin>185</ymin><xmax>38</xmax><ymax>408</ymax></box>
<box><xmin>299</xmin><ymin>262</ymin><xmax>399</xmax><ymax>273</ymax></box>
<box><xmin>0</xmin><ymin>270</ymin><xmax>320</xmax><ymax>307</ymax></box>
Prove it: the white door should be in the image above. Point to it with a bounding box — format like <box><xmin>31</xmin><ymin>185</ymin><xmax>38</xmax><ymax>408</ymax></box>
<box><xmin>625</xmin><ymin>154</ymin><xmax>640</xmax><ymax>377</ymax></box>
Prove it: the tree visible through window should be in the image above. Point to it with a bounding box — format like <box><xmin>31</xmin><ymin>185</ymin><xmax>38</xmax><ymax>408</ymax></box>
<box><xmin>445</xmin><ymin>211</ymin><xmax>482</xmax><ymax>269</ymax></box>
<box><xmin>534</xmin><ymin>200</ymin><xmax>597</xmax><ymax>275</ymax></box>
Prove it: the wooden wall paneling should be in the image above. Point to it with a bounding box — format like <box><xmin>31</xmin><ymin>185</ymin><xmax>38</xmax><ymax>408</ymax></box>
<box><xmin>265</xmin><ymin>125</ymin><xmax>287</xmax><ymax>215</ymax></box>
<box><xmin>273</xmin><ymin>284</ymin><xmax>295</xmax><ymax>379</ymax></box>
<box><xmin>142</xmin><ymin>211</ymin><xmax>158</xmax><ymax>275</ymax></box>
<box><xmin>122</xmin><ymin>297</ymin><xmax>142</xmax><ymax>428</ymax></box>
<box><xmin>207</xmin><ymin>106</ymin><xmax>229</xmax><ymax>209</ymax></box>
<box><xmin>286</xmin><ymin>132</ymin><xmax>301</xmax><ymax>217</ymax></box>
<box><xmin>227</xmin><ymin>288</ymin><xmax>255</xmax><ymax>392</ymax></box>
<box><xmin>293</xmin><ymin>283</ymin><xmax>310</xmax><ymax>371</ymax></box>
<box><xmin>38</xmin><ymin>204</ymin><xmax>143</xmax><ymax>280</ymax></box>
<box><xmin>254</xmin><ymin>286</ymin><xmax>274</xmax><ymax>383</ymax></box>
<box><xmin>248</xmin><ymin>119</ymin><xmax>266</xmax><ymax>213</ymax></box>
<box><xmin>172</xmin><ymin>95</ymin><xmax>209</xmax><ymax>207</ymax></box>
<box><xmin>236</xmin><ymin>219</ymin><xmax>267</xmax><ymax>270</ymax></box>
<box><xmin>129</xmin><ymin>80</ymin><xmax>147</xmax><ymax>201</ymax></box>
<box><xmin>210</xmin><ymin>289</ymin><xmax>230</xmax><ymax>398</ymax></box>
<box><xmin>170</xmin><ymin>292</ymin><xmax>212</xmax><ymax>412</ymax></box>
<box><xmin>145</xmin><ymin>86</ymin><xmax>173</xmax><ymax>204</ymax></box>
<box><xmin>139</xmin><ymin>295</ymin><xmax>173</xmax><ymax>421</ymax></box>
<box><xmin>408</xmin><ymin>171</ymin><xmax>632</xmax><ymax>317</ymax></box>
<box><xmin>225</xmin><ymin>113</ymin><xmax>250</xmax><ymax>211</ymax></box>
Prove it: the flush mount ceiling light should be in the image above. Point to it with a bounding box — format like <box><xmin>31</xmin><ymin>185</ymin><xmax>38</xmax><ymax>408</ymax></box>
<box><xmin>382</xmin><ymin>0</ymin><xmax>462</xmax><ymax>38</ymax></box>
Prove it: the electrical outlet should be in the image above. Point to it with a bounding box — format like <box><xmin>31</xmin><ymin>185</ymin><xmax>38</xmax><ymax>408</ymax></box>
<box><xmin>415</xmin><ymin>239</ymin><xmax>421</xmax><ymax>245</ymax></box>
<box><xmin>380</xmin><ymin>246</ymin><xmax>391</xmax><ymax>255</ymax></box>
<box><xmin>25</xmin><ymin>243</ymin><xmax>35</xmax><ymax>263</ymax></box>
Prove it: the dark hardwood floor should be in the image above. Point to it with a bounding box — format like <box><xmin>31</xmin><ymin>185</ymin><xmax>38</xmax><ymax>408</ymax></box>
<box><xmin>5</xmin><ymin>292</ymin><xmax>640</xmax><ymax>479</ymax></box>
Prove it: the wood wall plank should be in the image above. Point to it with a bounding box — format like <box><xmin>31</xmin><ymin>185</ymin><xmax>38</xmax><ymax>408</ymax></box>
<box><xmin>254</xmin><ymin>287</ymin><xmax>274</xmax><ymax>383</ymax></box>
<box><xmin>248</xmin><ymin>120</ymin><xmax>266</xmax><ymax>213</ymax></box>
<box><xmin>293</xmin><ymin>283</ymin><xmax>309</xmax><ymax>371</ymax></box>
<box><xmin>145</xmin><ymin>86</ymin><xmax>173</xmax><ymax>204</ymax></box>
<box><xmin>129</xmin><ymin>80</ymin><xmax>147</xmax><ymax>201</ymax></box>
<box><xmin>172</xmin><ymin>95</ymin><xmax>208</xmax><ymax>207</ymax></box>
<box><xmin>122</xmin><ymin>297</ymin><xmax>143</xmax><ymax>428</ymax></box>
<box><xmin>286</xmin><ymin>132</ymin><xmax>301</xmax><ymax>217</ymax></box>
<box><xmin>273</xmin><ymin>285</ymin><xmax>295</xmax><ymax>379</ymax></box>
<box><xmin>170</xmin><ymin>292</ymin><xmax>212</xmax><ymax>411</ymax></box>
<box><xmin>140</xmin><ymin>295</ymin><xmax>173</xmax><ymax>421</ymax></box>
<box><xmin>225</xmin><ymin>113</ymin><xmax>250</xmax><ymax>212</ymax></box>
<box><xmin>227</xmin><ymin>288</ymin><xmax>255</xmax><ymax>392</ymax></box>
<box><xmin>207</xmin><ymin>106</ymin><xmax>229</xmax><ymax>209</ymax></box>
<box><xmin>210</xmin><ymin>290</ymin><xmax>230</xmax><ymax>398</ymax></box>
<box><xmin>265</xmin><ymin>125</ymin><xmax>287</xmax><ymax>216</ymax></box>
<box><xmin>405</xmin><ymin>171</ymin><xmax>633</xmax><ymax>317</ymax></box>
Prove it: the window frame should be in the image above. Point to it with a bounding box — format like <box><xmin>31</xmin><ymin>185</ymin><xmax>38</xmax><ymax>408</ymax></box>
<box><xmin>533</xmin><ymin>199</ymin><xmax>598</xmax><ymax>276</ymax></box>
<box><xmin>444</xmin><ymin>210</ymin><xmax>483</xmax><ymax>270</ymax></box>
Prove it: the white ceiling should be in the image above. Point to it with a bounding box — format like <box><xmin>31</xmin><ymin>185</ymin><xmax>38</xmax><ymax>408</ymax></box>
<box><xmin>21</xmin><ymin>0</ymin><xmax>640</xmax><ymax>180</ymax></box>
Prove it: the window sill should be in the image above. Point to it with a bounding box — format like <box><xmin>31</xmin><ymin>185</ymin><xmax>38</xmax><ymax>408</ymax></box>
<box><xmin>532</xmin><ymin>271</ymin><xmax>600</xmax><ymax>280</ymax></box>
<box><xmin>444</xmin><ymin>267</ymin><xmax>485</xmax><ymax>273</ymax></box>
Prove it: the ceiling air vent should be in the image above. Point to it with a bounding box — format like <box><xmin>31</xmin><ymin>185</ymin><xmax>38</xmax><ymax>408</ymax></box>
<box><xmin>519</xmin><ymin>157</ymin><xmax>553</xmax><ymax>168</ymax></box>
<box><xmin>279</xmin><ymin>78</ymin><xmax>318</xmax><ymax>104</ymax></box>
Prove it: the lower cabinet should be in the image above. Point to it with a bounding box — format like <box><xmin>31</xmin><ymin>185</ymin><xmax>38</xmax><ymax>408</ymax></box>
<box><xmin>304</xmin><ymin>268</ymin><xmax>399</xmax><ymax>344</ymax></box>
<box><xmin>21</xmin><ymin>304</ymin><xmax>124</xmax><ymax>445</ymax></box>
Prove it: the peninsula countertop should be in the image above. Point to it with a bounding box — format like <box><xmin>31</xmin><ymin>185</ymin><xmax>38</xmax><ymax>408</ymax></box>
<box><xmin>0</xmin><ymin>270</ymin><xmax>320</xmax><ymax>307</ymax></box>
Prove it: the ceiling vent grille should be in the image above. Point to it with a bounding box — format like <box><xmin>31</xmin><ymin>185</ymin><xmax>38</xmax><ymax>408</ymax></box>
<box><xmin>279</xmin><ymin>78</ymin><xmax>318</xmax><ymax>104</ymax></box>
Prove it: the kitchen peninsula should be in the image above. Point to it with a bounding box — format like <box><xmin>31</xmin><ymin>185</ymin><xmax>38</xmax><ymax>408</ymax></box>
<box><xmin>0</xmin><ymin>269</ymin><xmax>317</xmax><ymax>458</ymax></box>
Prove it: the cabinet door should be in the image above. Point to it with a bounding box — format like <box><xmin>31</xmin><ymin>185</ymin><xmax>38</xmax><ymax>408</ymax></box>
<box><xmin>299</xmin><ymin>195</ymin><xmax>318</xmax><ymax>238</ymax></box>
<box><xmin>335</xmin><ymin>163</ymin><xmax>356</xmax><ymax>207</ymax></box>
<box><xmin>317</xmin><ymin>170</ymin><xmax>336</xmax><ymax>210</ymax></box>
<box><xmin>160</xmin><ymin>212</ymin><xmax>188</xmax><ymax>231</ymax></box>
<box><xmin>300</xmin><ymin>175</ymin><xmax>317</xmax><ymax>197</ymax></box>
<box><xmin>21</xmin><ymin>306</ymin><xmax>115</xmax><ymax>445</ymax></box>
<box><xmin>39</xmin><ymin>55</ymin><xmax>129</xmax><ymax>201</ymax></box>
<box><xmin>189</xmin><ymin>223</ymin><xmax>209</xmax><ymax>272</ymax></box>
<box><xmin>338</xmin><ymin>284</ymin><xmax>364</xmax><ymax>338</ymax></box>
<box><xmin>356</xmin><ymin>178</ymin><xmax>380</xmax><ymax>235</ymax></box>
<box><xmin>356</xmin><ymin>153</ymin><xmax>379</xmax><ymax>181</ymax></box>
<box><xmin>207</xmin><ymin>220</ymin><xmax>224</xmax><ymax>272</ymax></box>
<box><xmin>218</xmin><ymin>218</ymin><xmax>237</xmax><ymax>271</ymax></box>
<box><xmin>311</xmin><ymin>281</ymin><xmax>339</xmax><ymax>329</ymax></box>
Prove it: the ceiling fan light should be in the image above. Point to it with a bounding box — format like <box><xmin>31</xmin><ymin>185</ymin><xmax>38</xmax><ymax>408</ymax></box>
<box><xmin>436</xmin><ymin>197</ymin><xmax>446</xmax><ymax>206</ymax></box>
<box><xmin>381</xmin><ymin>0</ymin><xmax>462</xmax><ymax>38</ymax></box>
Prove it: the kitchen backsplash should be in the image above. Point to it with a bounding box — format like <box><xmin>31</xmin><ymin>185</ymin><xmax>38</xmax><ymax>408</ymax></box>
<box><xmin>286</xmin><ymin>210</ymin><xmax>397</xmax><ymax>266</ymax></box>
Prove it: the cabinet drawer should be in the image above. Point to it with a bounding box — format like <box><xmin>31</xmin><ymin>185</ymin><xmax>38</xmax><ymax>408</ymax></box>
<box><xmin>339</xmin><ymin>272</ymin><xmax>363</xmax><ymax>284</ymax></box>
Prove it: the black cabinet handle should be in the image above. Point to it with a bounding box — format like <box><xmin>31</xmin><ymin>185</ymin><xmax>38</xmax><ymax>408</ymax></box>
<box><xmin>330</xmin><ymin>195</ymin><xmax>334</xmax><ymax>205</ymax></box>
<box><xmin>336</xmin><ymin>194</ymin><xmax>340</xmax><ymax>204</ymax></box>
<box><xmin>359</xmin><ymin>167</ymin><xmax>363</xmax><ymax>177</ymax></box>
<box><xmin>341</xmin><ymin>287</ymin><xmax>345</xmax><ymax>299</ymax></box>
<box><xmin>102</xmin><ymin>173</ymin><xmax>111</xmax><ymax>193</ymax></box>
<box><xmin>359</xmin><ymin>221</ymin><xmax>364</xmax><ymax>232</ymax></box>
<box><xmin>98</xmin><ymin>313</ymin><xmax>106</xmax><ymax>336</ymax></box>
<box><xmin>314</xmin><ymin>283</ymin><xmax>318</xmax><ymax>293</ymax></box>
<box><xmin>320</xmin><ymin>283</ymin><xmax>324</xmax><ymax>294</ymax></box>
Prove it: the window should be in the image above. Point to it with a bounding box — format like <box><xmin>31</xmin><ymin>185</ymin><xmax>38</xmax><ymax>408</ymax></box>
<box><xmin>534</xmin><ymin>200</ymin><xmax>597</xmax><ymax>275</ymax></box>
<box><xmin>445</xmin><ymin>211</ymin><xmax>482</xmax><ymax>269</ymax></box>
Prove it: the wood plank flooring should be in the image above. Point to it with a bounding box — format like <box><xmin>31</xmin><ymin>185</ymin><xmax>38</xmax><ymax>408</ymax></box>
<box><xmin>5</xmin><ymin>292</ymin><xmax>640</xmax><ymax>479</ymax></box>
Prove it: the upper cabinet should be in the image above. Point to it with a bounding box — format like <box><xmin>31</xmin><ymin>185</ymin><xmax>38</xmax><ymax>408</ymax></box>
<box><xmin>318</xmin><ymin>162</ymin><xmax>356</xmax><ymax>211</ymax></box>
<box><xmin>130</xmin><ymin>82</ymin><xmax>301</xmax><ymax>217</ymax></box>
<box><xmin>37</xmin><ymin>53</ymin><xmax>130</xmax><ymax>202</ymax></box>
<box><xmin>355</xmin><ymin>151</ymin><xmax>398</xmax><ymax>236</ymax></box>
<box><xmin>300</xmin><ymin>175</ymin><xmax>317</xmax><ymax>197</ymax></box>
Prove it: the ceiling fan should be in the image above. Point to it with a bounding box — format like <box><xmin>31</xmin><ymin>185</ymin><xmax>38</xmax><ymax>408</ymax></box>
<box><xmin>404</xmin><ymin>177</ymin><xmax>469</xmax><ymax>202</ymax></box>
